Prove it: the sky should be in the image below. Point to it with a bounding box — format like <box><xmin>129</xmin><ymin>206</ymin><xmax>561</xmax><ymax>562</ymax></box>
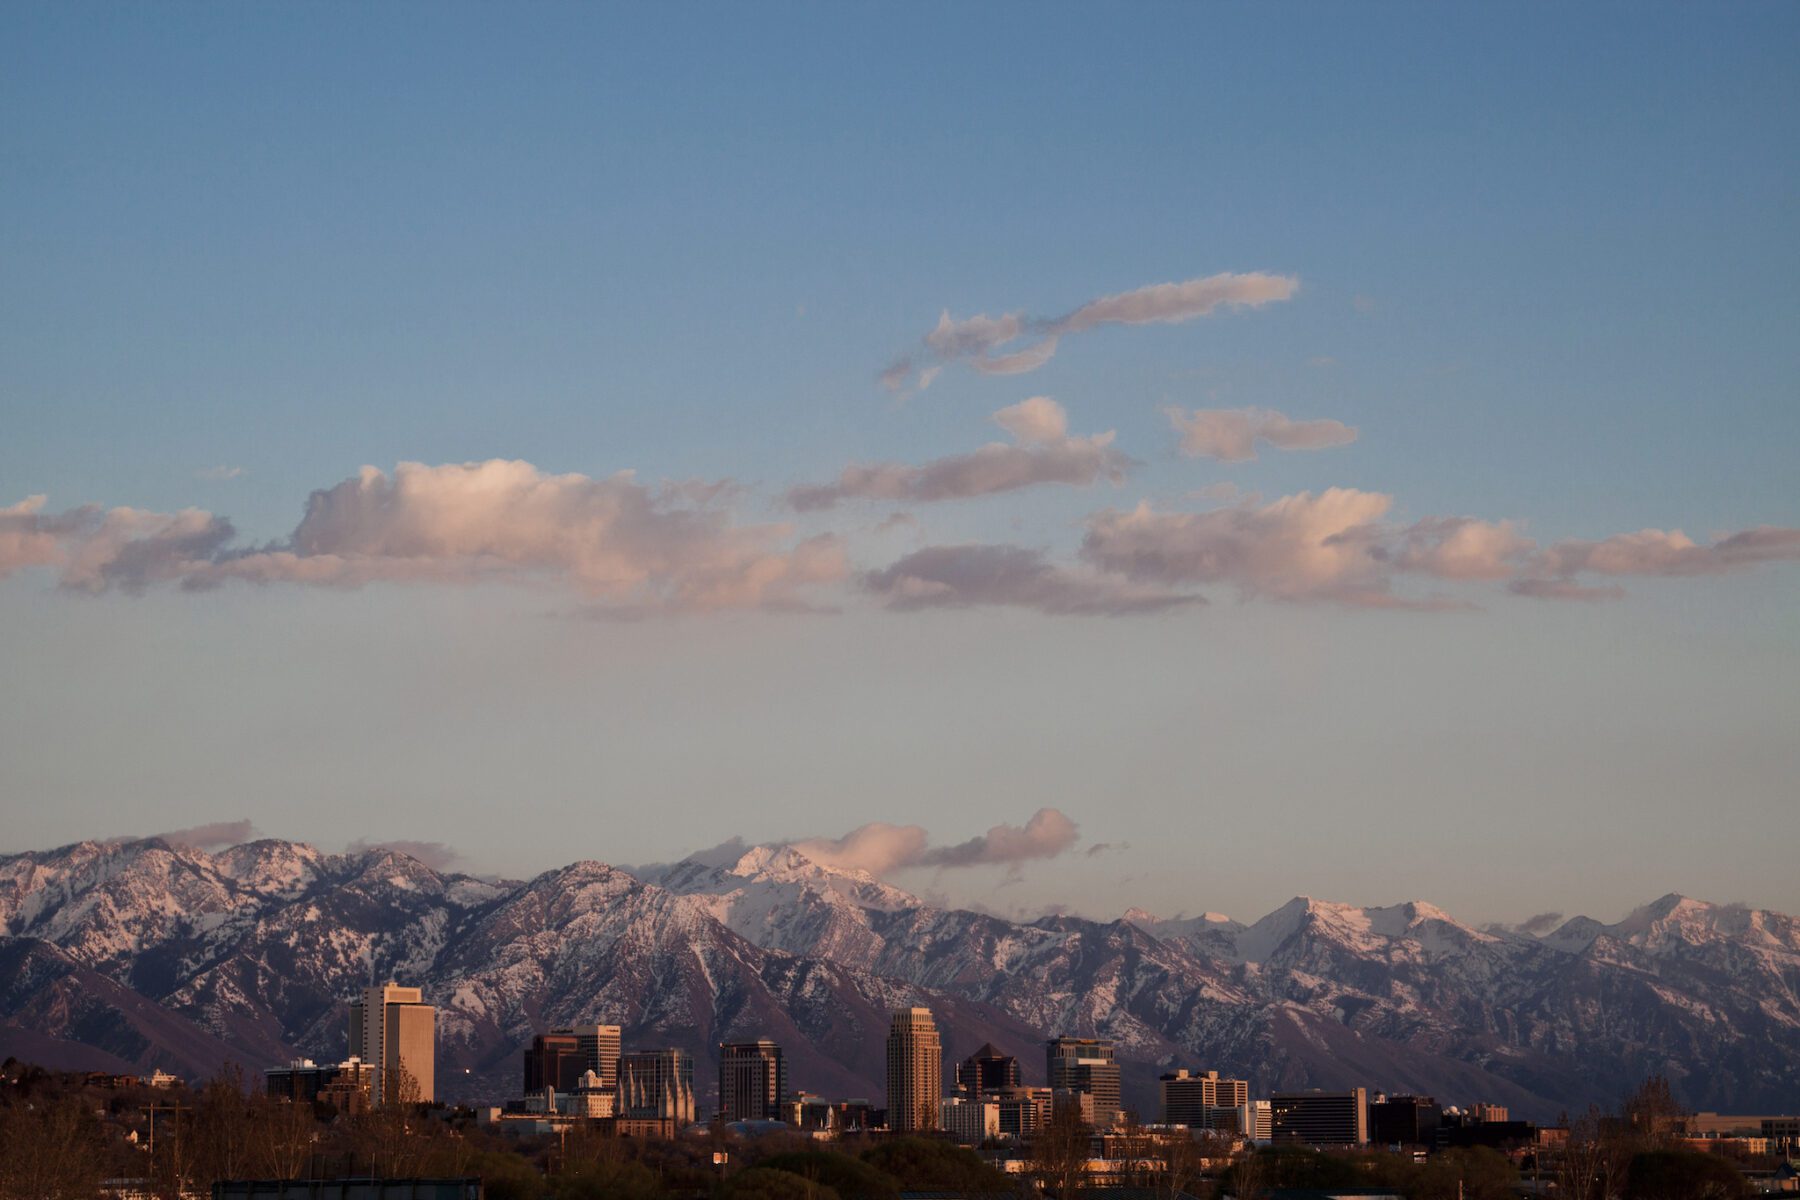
<box><xmin>2</xmin><ymin>2</ymin><xmax>1797</xmax><ymax>927</ymax></box>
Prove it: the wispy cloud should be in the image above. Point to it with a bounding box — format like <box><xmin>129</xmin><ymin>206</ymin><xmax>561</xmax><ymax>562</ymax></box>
<box><xmin>1164</xmin><ymin>405</ymin><xmax>1357</xmax><ymax>462</ymax></box>
<box><xmin>195</xmin><ymin>466</ymin><xmax>246</xmax><ymax>481</ymax></box>
<box><xmin>787</xmin><ymin>398</ymin><xmax>1131</xmax><ymax>511</ymax></box>
<box><xmin>864</xmin><ymin>543</ymin><xmax>1200</xmax><ymax>616</ymax></box>
<box><xmin>158</xmin><ymin>819</ymin><xmax>260</xmax><ymax>849</ymax></box>
<box><xmin>791</xmin><ymin>808</ymin><xmax>1083</xmax><ymax>877</ymax></box>
<box><xmin>882</xmin><ymin>272</ymin><xmax>1299</xmax><ymax>392</ymax></box>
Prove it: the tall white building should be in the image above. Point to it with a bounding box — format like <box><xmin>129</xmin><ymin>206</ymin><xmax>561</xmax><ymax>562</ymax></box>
<box><xmin>348</xmin><ymin>982</ymin><xmax>436</xmax><ymax>1104</ymax></box>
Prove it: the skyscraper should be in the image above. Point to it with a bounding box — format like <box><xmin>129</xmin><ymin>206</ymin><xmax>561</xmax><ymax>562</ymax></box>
<box><xmin>523</xmin><ymin>1032</ymin><xmax>585</xmax><ymax>1096</ymax></box>
<box><xmin>885</xmin><ymin>1007</ymin><xmax>942</xmax><ymax>1132</ymax></box>
<box><xmin>719</xmin><ymin>1040</ymin><xmax>788</xmax><ymax>1122</ymax></box>
<box><xmin>1046</xmin><ymin>1036</ymin><xmax>1120</xmax><ymax>1127</ymax></box>
<box><xmin>554</xmin><ymin>1023</ymin><xmax>622</xmax><ymax>1091</ymax></box>
<box><xmin>348</xmin><ymin>982</ymin><xmax>435</xmax><ymax>1104</ymax></box>
<box><xmin>1271</xmin><ymin>1089</ymin><xmax>1370</xmax><ymax>1146</ymax></box>
<box><xmin>955</xmin><ymin>1043</ymin><xmax>1021</xmax><ymax>1095</ymax></box>
<box><xmin>618</xmin><ymin>1048</ymin><xmax>696</xmax><ymax>1125</ymax></box>
<box><xmin>1160</xmin><ymin>1068</ymin><xmax>1250</xmax><ymax>1127</ymax></box>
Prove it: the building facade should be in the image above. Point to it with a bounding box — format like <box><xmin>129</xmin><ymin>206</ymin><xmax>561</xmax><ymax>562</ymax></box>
<box><xmin>1159</xmin><ymin>1068</ymin><xmax>1249</xmax><ymax>1127</ymax></box>
<box><xmin>885</xmin><ymin>1007</ymin><xmax>942</xmax><ymax>1132</ymax></box>
<box><xmin>1271</xmin><ymin>1089</ymin><xmax>1369</xmax><ymax>1146</ymax></box>
<box><xmin>348</xmin><ymin>983</ymin><xmax>435</xmax><ymax>1104</ymax></box>
<box><xmin>1046</xmin><ymin>1036</ymin><xmax>1121</xmax><ymax>1127</ymax></box>
<box><xmin>719</xmin><ymin>1040</ymin><xmax>788</xmax><ymax>1122</ymax></box>
<box><xmin>940</xmin><ymin>1096</ymin><xmax>1001</xmax><ymax>1145</ymax></box>
<box><xmin>955</xmin><ymin>1043</ymin><xmax>1021</xmax><ymax>1096</ymax></box>
<box><xmin>554</xmin><ymin>1024</ymin><xmax>622</xmax><ymax>1091</ymax></box>
<box><xmin>618</xmin><ymin>1048</ymin><xmax>696</xmax><ymax>1125</ymax></box>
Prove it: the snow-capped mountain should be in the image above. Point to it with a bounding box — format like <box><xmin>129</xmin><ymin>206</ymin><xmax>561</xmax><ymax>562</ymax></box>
<box><xmin>2</xmin><ymin>836</ymin><xmax>1797</xmax><ymax>1119</ymax></box>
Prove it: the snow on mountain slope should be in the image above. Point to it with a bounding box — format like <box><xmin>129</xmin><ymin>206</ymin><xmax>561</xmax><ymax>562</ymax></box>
<box><xmin>2</xmin><ymin>836</ymin><xmax>1798</xmax><ymax>1116</ymax></box>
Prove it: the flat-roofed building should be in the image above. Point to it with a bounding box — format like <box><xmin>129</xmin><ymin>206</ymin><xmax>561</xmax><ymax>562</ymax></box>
<box><xmin>955</xmin><ymin>1043</ymin><xmax>1021</xmax><ymax>1096</ymax></box>
<box><xmin>719</xmin><ymin>1040</ymin><xmax>788</xmax><ymax>1122</ymax></box>
<box><xmin>1159</xmin><ymin>1069</ymin><xmax>1249</xmax><ymax>1127</ymax></box>
<box><xmin>349</xmin><ymin>982</ymin><xmax>435</xmax><ymax>1104</ymax></box>
<box><xmin>554</xmin><ymin>1024</ymin><xmax>622</xmax><ymax>1091</ymax></box>
<box><xmin>1271</xmin><ymin>1089</ymin><xmax>1369</xmax><ymax>1146</ymax></box>
<box><xmin>1047</xmin><ymin>1037</ymin><xmax>1121</xmax><ymax>1127</ymax></box>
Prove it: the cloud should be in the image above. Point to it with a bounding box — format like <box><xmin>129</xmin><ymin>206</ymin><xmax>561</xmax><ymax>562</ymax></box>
<box><xmin>864</xmin><ymin>543</ymin><xmax>1201</xmax><ymax>616</ymax></box>
<box><xmin>791</xmin><ymin>807</ymin><xmax>1083</xmax><ymax>877</ymax></box>
<box><xmin>1532</xmin><ymin>526</ymin><xmax>1800</xmax><ymax>579</ymax></box>
<box><xmin>1389</xmin><ymin>516</ymin><xmax>1534</xmax><ymax>581</ymax></box>
<box><xmin>1164</xmin><ymin>406</ymin><xmax>1358</xmax><ymax>462</ymax></box>
<box><xmin>1507</xmin><ymin>578</ymin><xmax>1625</xmax><ymax>603</ymax></box>
<box><xmin>0</xmin><ymin>496</ymin><xmax>69</xmax><ymax>580</ymax></box>
<box><xmin>787</xmin><ymin>398</ymin><xmax>1132</xmax><ymax>511</ymax></box>
<box><xmin>1081</xmin><ymin>489</ymin><xmax>1402</xmax><ymax>606</ymax></box>
<box><xmin>346</xmin><ymin>838</ymin><xmax>463</xmax><ymax>871</ymax></box>
<box><xmin>883</xmin><ymin>271</ymin><xmax>1299</xmax><ymax>391</ymax></box>
<box><xmin>195</xmin><ymin>466</ymin><xmax>246</xmax><ymax>481</ymax></box>
<box><xmin>1519</xmin><ymin>911</ymin><xmax>1564</xmax><ymax>935</ymax></box>
<box><xmin>2</xmin><ymin>461</ymin><xmax>848</xmax><ymax>614</ymax></box>
<box><xmin>158</xmin><ymin>820</ymin><xmax>261</xmax><ymax>849</ymax></box>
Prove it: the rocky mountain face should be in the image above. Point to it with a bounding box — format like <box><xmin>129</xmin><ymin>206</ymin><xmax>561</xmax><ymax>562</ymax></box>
<box><xmin>1</xmin><ymin>837</ymin><xmax>1796</xmax><ymax>1120</ymax></box>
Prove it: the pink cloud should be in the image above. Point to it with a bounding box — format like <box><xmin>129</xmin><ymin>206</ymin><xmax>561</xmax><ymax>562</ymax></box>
<box><xmin>864</xmin><ymin>543</ymin><xmax>1199</xmax><ymax>616</ymax></box>
<box><xmin>1164</xmin><ymin>405</ymin><xmax>1357</xmax><ymax>462</ymax></box>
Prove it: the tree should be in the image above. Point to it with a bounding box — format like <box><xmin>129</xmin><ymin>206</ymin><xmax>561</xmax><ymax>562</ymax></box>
<box><xmin>0</xmin><ymin>1094</ymin><xmax>109</xmax><ymax>1200</ymax></box>
<box><xmin>1621</xmin><ymin>1077</ymin><xmax>1686</xmax><ymax>1149</ymax></box>
<box><xmin>248</xmin><ymin>1092</ymin><xmax>321</xmax><ymax>1178</ymax></box>
<box><xmin>1555</xmin><ymin>1105</ymin><xmax>1630</xmax><ymax>1200</ymax></box>
<box><xmin>1624</xmin><ymin>1149</ymin><xmax>1750</xmax><ymax>1200</ymax></box>
<box><xmin>861</xmin><ymin>1137</ymin><xmax>1011</xmax><ymax>1192</ymax></box>
<box><xmin>1408</xmin><ymin>1146</ymin><xmax>1519</xmax><ymax>1200</ymax></box>
<box><xmin>758</xmin><ymin>1150</ymin><xmax>902</xmax><ymax>1200</ymax></box>
<box><xmin>717</xmin><ymin>1167</ymin><xmax>844</xmax><ymax>1200</ymax></box>
<box><xmin>1029</xmin><ymin>1102</ymin><xmax>1093</xmax><ymax>1198</ymax></box>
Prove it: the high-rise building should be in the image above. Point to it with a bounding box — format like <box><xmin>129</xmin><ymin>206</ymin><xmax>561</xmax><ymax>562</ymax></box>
<box><xmin>955</xmin><ymin>1043</ymin><xmax>1021</xmax><ymax>1096</ymax></box>
<box><xmin>719</xmin><ymin>1040</ymin><xmax>788</xmax><ymax>1122</ymax></box>
<box><xmin>618</xmin><ymin>1048</ymin><xmax>696</xmax><ymax>1124</ymax></box>
<box><xmin>1233</xmin><ymin>1100</ymin><xmax>1273</xmax><ymax>1143</ymax></box>
<box><xmin>1046</xmin><ymin>1036</ymin><xmax>1121</xmax><ymax>1127</ymax></box>
<box><xmin>1370</xmin><ymin>1094</ymin><xmax>1442</xmax><ymax>1147</ymax></box>
<box><xmin>1159</xmin><ymin>1069</ymin><xmax>1249</xmax><ymax>1127</ymax></box>
<box><xmin>348</xmin><ymin>983</ymin><xmax>435</xmax><ymax>1104</ymax></box>
<box><xmin>1271</xmin><ymin>1089</ymin><xmax>1369</xmax><ymax>1146</ymax></box>
<box><xmin>885</xmin><ymin>1007</ymin><xmax>942</xmax><ymax>1132</ymax></box>
<box><xmin>553</xmin><ymin>1024</ymin><xmax>622</xmax><ymax>1091</ymax></box>
<box><xmin>523</xmin><ymin>1032</ymin><xmax>586</xmax><ymax>1096</ymax></box>
<box><xmin>265</xmin><ymin>1057</ymin><xmax>374</xmax><ymax>1109</ymax></box>
<box><xmin>940</xmin><ymin>1096</ymin><xmax>1001</xmax><ymax>1145</ymax></box>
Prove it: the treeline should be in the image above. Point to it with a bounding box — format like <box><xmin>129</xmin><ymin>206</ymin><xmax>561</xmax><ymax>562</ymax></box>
<box><xmin>0</xmin><ymin>1061</ymin><xmax>1764</xmax><ymax>1200</ymax></box>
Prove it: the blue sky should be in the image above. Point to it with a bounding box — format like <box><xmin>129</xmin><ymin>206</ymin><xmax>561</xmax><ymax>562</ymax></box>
<box><xmin>2</xmin><ymin>3</ymin><xmax>1796</xmax><ymax>925</ymax></box>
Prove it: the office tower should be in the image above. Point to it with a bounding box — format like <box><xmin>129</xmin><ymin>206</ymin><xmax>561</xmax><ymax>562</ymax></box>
<box><xmin>523</xmin><ymin>1032</ymin><xmax>587</xmax><ymax>1096</ymax></box>
<box><xmin>618</xmin><ymin>1048</ymin><xmax>696</xmax><ymax>1124</ymax></box>
<box><xmin>1235</xmin><ymin>1100</ymin><xmax>1273</xmax><ymax>1143</ymax></box>
<box><xmin>955</xmin><ymin>1043</ymin><xmax>1021</xmax><ymax>1095</ymax></box>
<box><xmin>554</xmin><ymin>1024</ymin><xmax>622</xmax><ymax>1091</ymax></box>
<box><xmin>1370</xmin><ymin>1094</ymin><xmax>1442</xmax><ymax>1146</ymax></box>
<box><xmin>994</xmin><ymin>1086</ymin><xmax>1055</xmax><ymax>1137</ymax></box>
<box><xmin>1271</xmin><ymin>1089</ymin><xmax>1370</xmax><ymax>1146</ymax></box>
<box><xmin>886</xmin><ymin>1007</ymin><xmax>942</xmax><ymax>1132</ymax></box>
<box><xmin>1046</xmin><ymin>1036</ymin><xmax>1121</xmax><ymax>1127</ymax></box>
<box><xmin>1159</xmin><ymin>1068</ymin><xmax>1250</xmax><ymax>1127</ymax></box>
<box><xmin>348</xmin><ymin>982</ymin><xmax>435</xmax><ymax>1104</ymax></box>
<box><xmin>719</xmin><ymin>1040</ymin><xmax>788</xmax><ymax>1122</ymax></box>
<box><xmin>940</xmin><ymin>1095</ymin><xmax>1001</xmax><ymax>1144</ymax></box>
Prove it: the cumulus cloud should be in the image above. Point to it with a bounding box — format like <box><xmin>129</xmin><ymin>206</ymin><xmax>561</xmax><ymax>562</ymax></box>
<box><xmin>791</xmin><ymin>807</ymin><xmax>1083</xmax><ymax>877</ymax></box>
<box><xmin>787</xmin><ymin>398</ymin><xmax>1131</xmax><ymax>511</ymax></box>
<box><xmin>1164</xmin><ymin>406</ymin><xmax>1357</xmax><ymax>462</ymax></box>
<box><xmin>1</xmin><ymin>461</ymin><xmax>848</xmax><ymax>614</ymax></box>
<box><xmin>864</xmin><ymin>543</ymin><xmax>1200</xmax><ymax>616</ymax></box>
<box><xmin>1532</xmin><ymin>526</ymin><xmax>1800</xmax><ymax>579</ymax></box>
<box><xmin>158</xmin><ymin>820</ymin><xmax>261</xmax><ymax>849</ymax></box>
<box><xmin>1389</xmin><ymin>516</ymin><xmax>1535</xmax><ymax>581</ymax></box>
<box><xmin>883</xmin><ymin>272</ymin><xmax>1299</xmax><ymax>391</ymax></box>
<box><xmin>346</xmin><ymin>838</ymin><xmax>464</xmax><ymax>871</ymax></box>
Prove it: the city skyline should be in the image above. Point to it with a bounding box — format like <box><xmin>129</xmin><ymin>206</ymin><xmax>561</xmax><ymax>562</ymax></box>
<box><xmin>2</xmin><ymin>3</ymin><xmax>1797</xmax><ymax>928</ymax></box>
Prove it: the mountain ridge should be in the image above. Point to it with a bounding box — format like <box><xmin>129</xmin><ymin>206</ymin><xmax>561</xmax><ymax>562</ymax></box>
<box><xmin>2</xmin><ymin>835</ymin><xmax>1796</xmax><ymax>1119</ymax></box>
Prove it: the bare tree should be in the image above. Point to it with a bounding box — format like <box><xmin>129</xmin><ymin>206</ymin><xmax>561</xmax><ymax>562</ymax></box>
<box><xmin>249</xmin><ymin>1092</ymin><xmax>321</xmax><ymax>1178</ymax></box>
<box><xmin>1029</xmin><ymin>1103</ymin><xmax>1093</xmax><ymax>1199</ymax></box>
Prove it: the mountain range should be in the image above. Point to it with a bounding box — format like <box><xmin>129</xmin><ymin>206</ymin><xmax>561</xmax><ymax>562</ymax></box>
<box><xmin>2</xmin><ymin>835</ymin><xmax>1797</xmax><ymax>1121</ymax></box>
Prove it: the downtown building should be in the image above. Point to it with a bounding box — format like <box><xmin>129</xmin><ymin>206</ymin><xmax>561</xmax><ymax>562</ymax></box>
<box><xmin>1159</xmin><ymin>1068</ymin><xmax>1249</xmax><ymax>1128</ymax></box>
<box><xmin>619</xmin><ymin>1048</ymin><xmax>697</xmax><ymax>1128</ymax></box>
<box><xmin>1046</xmin><ymin>1036</ymin><xmax>1121</xmax><ymax>1128</ymax></box>
<box><xmin>1271</xmin><ymin>1088</ymin><xmax>1370</xmax><ymax>1146</ymax></box>
<box><xmin>955</xmin><ymin>1043</ymin><xmax>1021</xmax><ymax>1096</ymax></box>
<box><xmin>719</xmin><ymin>1040</ymin><xmax>788</xmax><ymax>1122</ymax></box>
<box><xmin>348</xmin><ymin>982</ymin><xmax>435</xmax><ymax>1105</ymax></box>
<box><xmin>886</xmin><ymin>1007</ymin><xmax>942</xmax><ymax>1133</ymax></box>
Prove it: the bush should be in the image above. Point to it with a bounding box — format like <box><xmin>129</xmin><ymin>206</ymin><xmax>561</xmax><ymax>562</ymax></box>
<box><xmin>758</xmin><ymin>1150</ymin><xmax>903</xmax><ymax>1200</ymax></box>
<box><xmin>861</xmin><ymin>1138</ymin><xmax>1011</xmax><ymax>1192</ymax></box>
<box><xmin>1625</xmin><ymin>1149</ymin><xmax>1750</xmax><ymax>1200</ymax></box>
<box><xmin>720</xmin><ymin>1167</ymin><xmax>845</xmax><ymax>1200</ymax></box>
